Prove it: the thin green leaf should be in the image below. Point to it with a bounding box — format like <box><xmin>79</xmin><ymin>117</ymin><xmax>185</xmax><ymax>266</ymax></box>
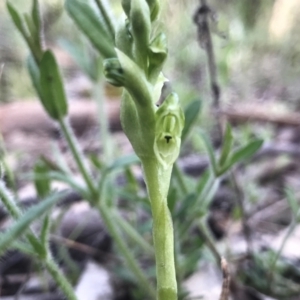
<box><xmin>27</xmin><ymin>54</ymin><xmax>42</xmax><ymax>97</ymax></box>
<box><xmin>181</xmin><ymin>99</ymin><xmax>201</xmax><ymax>142</ymax></box>
<box><xmin>200</xmin><ymin>131</ymin><xmax>218</xmax><ymax>175</ymax></box>
<box><xmin>65</xmin><ymin>0</ymin><xmax>115</xmax><ymax>58</ymax></box>
<box><xmin>24</xmin><ymin>13</ymin><xmax>35</xmax><ymax>39</ymax></box>
<box><xmin>0</xmin><ymin>192</ymin><xmax>65</xmax><ymax>256</ymax></box>
<box><xmin>41</xmin><ymin>215</ymin><xmax>51</xmax><ymax>248</ymax></box>
<box><xmin>45</xmin><ymin>171</ymin><xmax>89</xmax><ymax>200</ymax></box>
<box><xmin>39</xmin><ymin>50</ymin><xmax>68</xmax><ymax>120</ymax></box>
<box><xmin>32</xmin><ymin>0</ymin><xmax>40</xmax><ymax>33</ymax></box>
<box><xmin>89</xmin><ymin>153</ymin><xmax>104</xmax><ymax>170</ymax></box>
<box><xmin>11</xmin><ymin>241</ymin><xmax>37</xmax><ymax>257</ymax></box>
<box><xmin>7</xmin><ymin>2</ymin><xmax>26</xmax><ymax>36</ymax></box>
<box><xmin>175</xmin><ymin>193</ymin><xmax>197</xmax><ymax>220</ymax></box>
<box><xmin>285</xmin><ymin>188</ymin><xmax>299</xmax><ymax>220</ymax></box>
<box><xmin>108</xmin><ymin>154</ymin><xmax>140</xmax><ymax>172</ymax></box>
<box><xmin>219</xmin><ymin>123</ymin><xmax>233</xmax><ymax>167</ymax></box>
<box><xmin>219</xmin><ymin>139</ymin><xmax>263</xmax><ymax>175</ymax></box>
<box><xmin>34</xmin><ymin>160</ymin><xmax>51</xmax><ymax>198</ymax></box>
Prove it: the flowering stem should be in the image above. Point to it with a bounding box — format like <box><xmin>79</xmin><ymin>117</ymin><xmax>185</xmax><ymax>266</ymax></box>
<box><xmin>142</xmin><ymin>158</ymin><xmax>177</xmax><ymax>300</ymax></box>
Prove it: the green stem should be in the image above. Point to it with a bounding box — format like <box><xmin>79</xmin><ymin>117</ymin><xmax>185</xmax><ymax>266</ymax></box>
<box><xmin>97</xmin><ymin>203</ymin><xmax>156</xmax><ymax>298</ymax></box>
<box><xmin>59</xmin><ymin>118</ymin><xmax>97</xmax><ymax>197</ymax></box>
<box><xmin>142</xmin><ymin>158</ymin><xmax>177</xmax><ymax>300</ymax></box>
<box><xmin>45</xmin><ymin>256</ymin><xmax>77</xmax><ymax>300</ymax></box>
<box><xmin>0</xmin><ymin>180</ymin><xmax>22</xmax><ymax>218</ymax></box>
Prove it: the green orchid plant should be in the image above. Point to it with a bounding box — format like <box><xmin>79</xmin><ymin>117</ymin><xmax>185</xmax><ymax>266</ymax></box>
<box><xmin>104</xmin><ymin>0</ymin><xmax>185</xmax><ymax>298</ymax></box>
<box><xmin>6</xmin><ymin>0</ymin><xmax>184</xmax><ymax>298</ymax></box>
<box><xmin>2</xmin><ymin>0</ymin><xmax>267</xmax><ymax>299</ymax></box>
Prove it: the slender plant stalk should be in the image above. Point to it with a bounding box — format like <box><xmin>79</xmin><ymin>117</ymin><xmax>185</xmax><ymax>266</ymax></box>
<box><xmin>0</xmin><ymin>180</ymin><xmax>22</xmax><ymax>218</ymax></box>
<box><xmin>142</xmin><ymin>159</ymin><xmax>177</xmax><ymax>300</ymax></box>
<box><xmin>45</xmin><ymin>256</ymin><xmax>77</xmax><ymax>300</ymax></box>
<box><xmin>194</xmin><ymin>0</ymin><xmax>222</xmax><ymax>144</ymax></box>
<box><xmin>59</xmin><ymin>118</ymin><xmax>97</xmax><ymax>197</ymax></box>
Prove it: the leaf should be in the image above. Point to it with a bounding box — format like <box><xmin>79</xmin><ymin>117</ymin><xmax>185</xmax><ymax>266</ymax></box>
<box><xmin>65</xmin><ymin>0</ymin><xmax>115</xmax><ymax>58</ymax></box>
<box><xmin>40</xmin><ymin>215</ymin><xmax>51</xmax><ymax>248</ymax></box>
<box><xmin>39</xmin><ymin>50</ymin><xmax>68</xmax><ymax>120</ymax></box>
<box><xmin>34</xmin><ymin>160</ymin><xmax>51</xmax><ymax>198</ymax></box>
<box><xmin>219</xmin><ymin>123</ymin><xmax>233</xmax><ymax>167</ymax></box>
<box><xmin>27</xmin><ymin>54</ymin><xmax>42</xmax><ymax>98</ymax></box>
<box><xmin>181</xmin><ymin>99</ymin><xmax>201</xmax><ymax>142</ymax></box>
<box><xmin>107</xmin><ymin>154</ymin><xmax>140</xmax><ymax>172</ymax></box>
<box><xmin>219</xmin><ymin>139</ymin><xmax>263</xmax><ymax>174</ymax></box>
<box><xmin>175</xmin><ymin>193</ymin><xmax>197</xmax><ymax>220</ymax></box>
<box><xmin>0</xmin><ymin>192</ymin><xmax>65</xmax><ymax>256</ymax></box>
<box><xmin>7</xmin><ymin>2</ymin><xmax>26</xmax><ymax>36</ymax></box>
<box><xmin>285</xmin><ymin>188</ymin><xmax>299</xmax><ymax>221</ymax></box>
<box><xmin>32</xmin><ymin>0</ymin><xmax>41</xmax><ymax>33</ymax></box>
<box><xmin>200</xmin><ymin>131</ymin><xmax>218</xmax><ymax>175</ymax></box>
<box><xmin>104</xmin><ymin>49</ymin><xmax>152</xmax><ymax>108</ymax></box>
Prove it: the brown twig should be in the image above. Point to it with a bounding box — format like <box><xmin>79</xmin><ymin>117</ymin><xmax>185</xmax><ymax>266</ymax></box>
<box><xmin>219</xmin><ymin>257</ymin><xmax>230</xmax><ymax>300</ymax></box>
<box><xmin>221</xmin><ymin>104</ymin><xmax>300</xmax><ymax>126</ymax></box>
<box><xmin>193</xmin><ymin>0</ymin><xmax>223</xmax><ymax>144</ymax></box>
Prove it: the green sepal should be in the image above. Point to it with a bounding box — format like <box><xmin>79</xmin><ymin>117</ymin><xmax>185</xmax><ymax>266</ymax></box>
<box><xmin>103</xmin><ymin>58</ymin><xmax>124</xmax><ymax>87</ymax></box>
<box><xmin>39</xmin><ymin>50</ymin><xmax>68</xmax><ymax>120</ymax></box>
<box><xmin>65</xmin><ymin>0</ymin><xmax>115</xmax><ymax>58</ymax></box>
<box><xmin>115</xmin><ymin>18</ymin><xmax>133</xmax><ymax>59</ymax></box>
<box><xmin>130</xmin><ymin>0</ymin><xmax>151</xmax><ymax>70</ymax></box>
<box><xmin>115</xmin><ymin>49</ymin><xmax>152</xmax><ymax>108</ymax></box>
<box><xmin>154</xmin><ymin>93</ymin><xmax>185</xmax><ymax>169</ymax></box>
<box><xmin>148</xmin><ymin>32</ymin><xmax>168</xmax><ymax>82</ymax></box>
